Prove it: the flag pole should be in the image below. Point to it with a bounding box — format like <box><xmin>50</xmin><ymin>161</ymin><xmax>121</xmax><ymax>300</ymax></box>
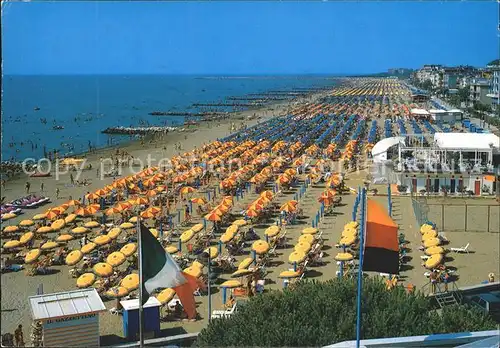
<box><xmin>207</xmin><ymin>250</ymin><xmax>212</xmax><ymax>323</ymax></box>
<box><xmin>136</xmin><ymin>217</ymin><xmax>145</xmax><ymax>348</ymax></box>
<box><xmin>355</xmin><ymin>188</ymin><xmax>367</xmax><ymax>348</ymax></box>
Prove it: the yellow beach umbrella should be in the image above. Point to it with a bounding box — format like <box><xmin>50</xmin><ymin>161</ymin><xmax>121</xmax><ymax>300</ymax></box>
<box><xmin>32</xmin><ymin>214</ymin><xmax>47</xmax><ymax>221</ymax></box>
<box><xmin>120</xmin><ymin>222</ymin><xmax>134</xmax><ymax>230</ymax></box>
<box><xmin>107</xmin><ymin>227</ymin><xmax>122</xmax><ymax>239</ymax></box>
<box><xmin>220</xmin><ymin>232</ymin><xmax>235</xmax><ymax>244</ymax></box>
<box><xmin>423</xmin><ymin>238</ymin><xmax>441</xmax><ymax>248</ymax></box>
<box><xmin>421</xmin><ymin>230</ymin><xmax>438</xmax><ymax>240</ymax></box>
<box><xmin>134</xmin><ymin>197</ymin><xmax>148</xmax><ymax>206</ymax></box>
<box><xmin>226</xmin><ymin>225</ymin><xmax>238</xmax><ymax>234</ymax></box>
<box><xmin>424</xmin><ymin>254</ymin><xmax>443</xmax><ymax>269</ymax></box>
<box><xmin>204</xmin><ymin>247</ymin><xmax>219</xmax><ymax>259</ymax></box>
<box><xmin>81</xmin><ymin>242</ymin><xmax>97</xmax><ymax>254</ymax></box>
<box><xmin>294</xmin><ymin>241</ymin><xmax>312</xmax><ymax>253</ymax></box>
<box><xmin>19</xmin><ymin>219</ymin><xmax>34</xmax><ymax>227</ymax></box>
<box><xmin>165</xmin><ymin>245</ymin><xmax>179</xmax><ymax>254</ymax></box>
<box><xmin>298</xmin><ymin>234</ymin><xmax>314</xmax><ymax>245</ymax></box>
<box><xmin>94</xmin><ymin>235</ymin><xmax>111</xmax><ymax>246</ymax></box>
<box><xmin>66</xmin><ymin>250</ymin><xmax>83</xmax><ymax>266</ymax></box>
<box><xmin>156</xmin><ymin>288</ymin><xmax>176</xmax><ymax>305</ymax></box>
<box><xmin>252</xmin><ymin>240</ymin><xmax>270</xmax><ymax>255</ymax></box>
<box><xmin>120</xmin><ymin>243</ymin><xmax>137</xmax><ymax>257</ymax></box>
<box><xmin>2</xmin><ymin>213</ymin><xmax>17</xmax><ymax>221</ymax></box>
<box><xmin>129</xmin><ymin>216</ymin><xmax>138</xmax><ymax>223</ymax></box>
<box><xmin>105</xmin><ymin>286</ymin><xmax>129</xmax><ymax>299</ymax></box>
<box><xmin>232</xmin><ymin>219</ymin><xmax>247</xmax><ymax>227</ymax></box>
<box><xmin>71</xmin><ymin>226</ymin><xmax>90</xmax><ymax>235</ymax></box>
<box><xmin>191</xmin><ymin>223</ymin><xmax>204</xmax><ymax>233</ymax></box>
<box><xmin>278</xmin><ymin>270</ymin><xmax>301</xmax><ymax>279</ymax></box>
<box><xmin>106</xmin><ymin>252</ymin><xmax>126</xmax><ymax>267</ymax></box>
<box><xmin>149</xmin><ymin>228</ymin><xmax>159</xmax><ymax>238</ymax></box>
<box><xmin>238</xmin><ymin>257</ymin><xmax>253</xmax><ymax>270</ymax></box>
<box><xmin>84</xmin><ymin>221</ymin><xmax>100</xmax><ymax>229</ymax></box>
<box><xmin>192</xmin><ymin>260</ymin><xmax>204</xmax><ymax>270</ymax></box>
<box><xmin>121</xmin><ymin>273</ymin><xmax>139</xmax><ymax>291</ymax></box>
<box><xmin>93</xmin><ymin>263</ymin><xmax>114</xmax><ymax>277</ymax></box>
<box><xmin>345</xmin><ymin>221</ymin><xmax>359</xmax><ymax>229</ymax></box>
<box><xmin>420</xmin><ymin>224</ymin><xmax>434</xmax><ymax>234</ymax></box>
<box><xmin>19</xmin><ymin>232</ymin><xmax>34</xmax><ymax>245</ymax></box>
<box><xmin>265</xmin><ymin>225</ymin><xmax>280</xmax><ymax>237</ymax></box>
<box><xmin>3</xmin><ymin>240</ymin><xmax>21</xmax><ymax>249</ymax></box>
<box><xmin>302</xmin><ymin>227</ymin><xmax>318</xmax><ymax>235</ymax></box>
<box><xmin>339</xmin><ymin>234</ymin><xmax>357</xmax><ymax>246</ymax></box>
<box><xmin>3</xmin><ymin>226</ymin><xmax>20</xmax><ymax>233</ymax></box>
<box><xmin>41</xmin><ymin>241</ymin><xmax>59</xmax><ymax>250</ymax></box>
<box><xmin>25</xmin><ymin>249</ymin><xmax>42</xmax><ymax>264</ymax></box>
<box><xmin>425</xmin><ymin>246</ymin><xmax>445</xmax><ymax>256</ymax></box>
<box><xmin>51</xmin><ymin>219</ymin><xmax>66</xmax><ymax>231</ymax></box>
<box><xmin>219</xmin><ymin>280</ymin><xmax>242</xmax><ymax>288</ymax></box>
<box><xmin>77</xmin><ymin>273</ymin><xmax>96</xmax><ymax>288</ymax></box>
<box><xmin>289</xmin><ymin>250</ymin><xmax>306</xmax><ymax>264</ymax></box>
<box><xmin>180</xmin><ymin>229</ymin><xmax>195</xmax><ymax>243</ymax></box>
<box><xmin>184</xmin><ymin>266</ymin><xmax>202</xmax><ymax>278</ymax></box>
<box><xmin>36</xmin><ymin>226</ymin><xmax>53</xmax><ymax>234</ymax></box>
<box><xmin>56</xmin><ymin>234</ymin><xmax>74</xmax><ymax>243</ymax></box>
<box><xmin>231</xmin><ymin>269</ymin><xmax>253</xmax><ymax>278</ymax></box>
<box><xmin>334</xmin><ymin>252</ymin><xmax>354</xmax><ymax>261</ymax></box>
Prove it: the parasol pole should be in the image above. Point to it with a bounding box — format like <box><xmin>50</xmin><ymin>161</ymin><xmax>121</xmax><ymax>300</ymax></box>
<box><xmin>207</xmin><ymin>250</ymin><xmax>212</xmax><ymax>323</ymax></box>
<box><xmin>355</xmin><ymin>188</ymin><xmax>367</xmax><ymax>348</ymax></box>
<box><xmin>136</xmin><ymin>217</ymin><xmax>145</xmax><ymax>348</ymax></box>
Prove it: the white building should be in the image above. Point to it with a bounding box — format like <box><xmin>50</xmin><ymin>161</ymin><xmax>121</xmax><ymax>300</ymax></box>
<box><xmin>393</xmin><ymin>133</ymin><xmax>500</xmax><ymax>195</ymax></box>
<box><xmin>487</xmin><ymin>66</ymin><xmax>500</xmax><ymax>112</ymax></box>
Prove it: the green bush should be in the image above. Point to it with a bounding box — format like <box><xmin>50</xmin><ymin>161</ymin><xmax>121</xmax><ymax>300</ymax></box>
<box><xmin>196</xmin><ymin>278</ymin><xmax>496</xmax><ymax>347</ymax></box>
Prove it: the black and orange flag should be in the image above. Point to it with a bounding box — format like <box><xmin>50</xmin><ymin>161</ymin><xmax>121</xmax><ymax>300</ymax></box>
<box><xmin>362</xmin><ymin>199</ymin><xmax>399</xmax><ymax>275</ymax></box>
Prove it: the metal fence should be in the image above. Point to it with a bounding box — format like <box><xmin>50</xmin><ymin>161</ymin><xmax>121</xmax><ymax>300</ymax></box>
<box><xmin>411</xmin><ymin>196</ymin><xmax>499</xmax><ymax>233</ymax></box>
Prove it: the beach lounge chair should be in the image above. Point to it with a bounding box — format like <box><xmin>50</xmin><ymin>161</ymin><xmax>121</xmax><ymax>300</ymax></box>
<box><xmin>310</xmin><ymin>252</ymin><xmax>324</xmax><ymax>266</ymax></box>
<box><xmin>211</xmin><ymin>303</ymin><xmax>237</xmax><ymax>319</ymax></box>
<box><xmin>450</xmin><ymin>243</ymin><xmax>470</xmax><ymax>254</ymax></box>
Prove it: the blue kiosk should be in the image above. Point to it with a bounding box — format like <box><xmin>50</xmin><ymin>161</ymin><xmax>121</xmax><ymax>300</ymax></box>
<box><xmin>120</xmin><ymin>297</ymin><xmax>161</xmax><ymax>340</ymax></box>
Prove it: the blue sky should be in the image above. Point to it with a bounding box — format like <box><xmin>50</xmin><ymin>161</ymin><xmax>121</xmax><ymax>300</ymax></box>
<box><xmin>2</xmin><ymin>1</ymin><xmax>498</xmax><ymax>75</ymax></box>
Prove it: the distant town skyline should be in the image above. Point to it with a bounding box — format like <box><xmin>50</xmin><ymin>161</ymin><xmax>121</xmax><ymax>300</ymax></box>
<box><xmin>2</xmin><ymin>1</ymin><xmax>497</xmax><ymax>75</ymax></box>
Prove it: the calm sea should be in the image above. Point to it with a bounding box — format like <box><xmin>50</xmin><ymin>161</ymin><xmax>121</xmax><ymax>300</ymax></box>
<box><xmin>1</xmin><ymin>75</ymin><xmax>336</xmax><ymax>161</ymax></box>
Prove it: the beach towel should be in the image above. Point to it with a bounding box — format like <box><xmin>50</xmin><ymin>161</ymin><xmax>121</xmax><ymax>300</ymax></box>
<box><xmin>139</xmin><ymin>223</ymin><xmax>200</xmax><ymax>319</ymax></box>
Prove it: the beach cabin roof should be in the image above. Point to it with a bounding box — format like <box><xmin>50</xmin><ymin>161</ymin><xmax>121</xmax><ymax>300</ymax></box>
<box><xmin>447</xmin><ymin>109</ymin><xmax>463</xmax><ymax>114</ymax></box>
<box><xmin>429</xmin><ymin>109</ymin><xmax>447</xmax><ymax>114</ymax></box>
<box><xmin>410</xmin><ymin>108</ymin><xmax>430</xmax><ymax>116</ymax></box>
<box><xmin>434</xmin><ymin>133</ymin><xmax>500</xmax><ymax>150</ymax></box>
<box><xmin>29</xmin><ymin>288</ymin><xmax>106</xmax><ymax>321</ymax></box>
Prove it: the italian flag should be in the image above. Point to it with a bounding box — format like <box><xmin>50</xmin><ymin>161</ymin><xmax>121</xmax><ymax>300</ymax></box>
<box><xmin>139</xmin><ymin>223</ymin><xmax>200</xmax><ymax>319</ymax></box>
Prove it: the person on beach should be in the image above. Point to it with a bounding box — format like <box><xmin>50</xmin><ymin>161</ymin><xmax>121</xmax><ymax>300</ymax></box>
<box><xmin>56</xmin><ymin>188</ymin><xmax>60</xmax><ymax>199</ymax></box>
<box><xmin>25</xmin><ymin>182</ymin><xmax>30</xmax><ymax>194</ymax></box>
<box><xmin>1</xmin><ymin>179</ymin><xmax>5</xmax><ymax>191</ymax></box>
<box><xmin>70</xmin><ymin>173</ymin><xmax>74</xmax><ymax>185</ymax></box>
<box><xmin>40</xmin><ymin>182</ymin><xmax>44</xmax><ymax>193</ymax></box>
<box><xmin>14</xmin><ymin>325</ymin><xmax>24</xmax><ymax>347</ymax></box>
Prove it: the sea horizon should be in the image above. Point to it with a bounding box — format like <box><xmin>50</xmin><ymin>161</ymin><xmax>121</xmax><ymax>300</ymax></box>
<box><xmin>1</xmin><ymin>74</ymin><xmax>337</xmax><ymax>161</ymax></box>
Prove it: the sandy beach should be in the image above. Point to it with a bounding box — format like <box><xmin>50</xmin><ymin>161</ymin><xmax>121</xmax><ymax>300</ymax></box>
<box><xmin>1</xmin><ymin>92</ymin><xmax>335</xmax><ymax>339</ymax></box>
<box><xmin>1</xmin><ymin>84</ymin><xmax>499</xmax><ymax>346</ymax></box>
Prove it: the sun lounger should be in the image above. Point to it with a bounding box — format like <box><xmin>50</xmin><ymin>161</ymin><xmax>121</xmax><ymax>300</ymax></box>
<box><xmin>211</xmin><ymin>303</ymin><xmax>237</xmax><ymax>319</ymax></box>
<box><xmin>450</xmin><ymin>243</ymin><xmax>470</xmax><ymax>253</ymax></box>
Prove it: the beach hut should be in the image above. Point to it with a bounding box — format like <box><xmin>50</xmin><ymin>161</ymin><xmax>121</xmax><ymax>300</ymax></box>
<box><xmin>120</xmin><ymin>297</ymin><xmax>161</xmax><ymax>340</ymax></box>
<box><xmin>28</xmin><ymin>288</ymin><xmax>106</xmax><ymax>347</ymax></box>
